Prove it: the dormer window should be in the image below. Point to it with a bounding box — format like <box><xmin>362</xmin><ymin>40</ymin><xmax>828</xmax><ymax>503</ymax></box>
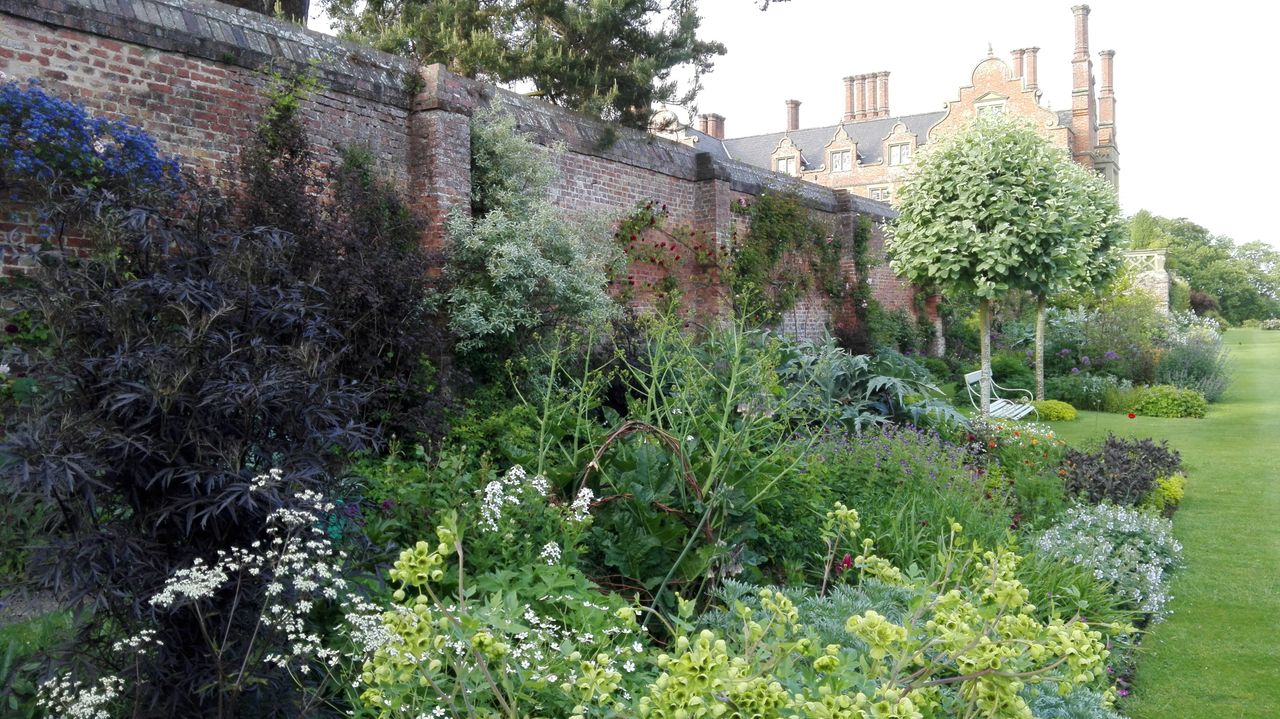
<box><xmin>776</xmin><ymin>156</ymin><xmax>797</xmax><ymax>175</ymax></box>
<box><xmin>888</xmin><ymin>144</ymin><xmax>911</xmax><ymax>166</ymax></box>
<box><xmin>830</xmin><ymin>150</ymin><xmax>851</xmax><ymax>172</ymax></box>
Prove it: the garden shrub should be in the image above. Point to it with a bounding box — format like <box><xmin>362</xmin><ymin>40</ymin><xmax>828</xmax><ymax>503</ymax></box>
<box><xmin>1140</xmin><ymin>474</ymin><xmax>1188</xmax><ymax>517</ymax></box>
<box><xmin>1156</xmin><ymin>316</ymin><xmax>1230</xmax><ymax>402</ymax></box>
<box><xmin>1261</xmin><ymin>318</ymin><xmax>1280</xmax><ymax>330</ymax></box>
<box><xmin>965</xmin><ymin>421</ymin><xmax>1072</xmax><ymax>529</ymax></box>
<box><xmin>443</xmin><ymin>102</ymin><xmax>622</xmax><ymax>366</ymax></box>
<box><xmin>1045</xmin><ymin>373</ymin><xmax>1131</xmax><ymax>411</ymax></box>
<box><xmin>1101</xmin><ymin>383</ymin><xmax>1147</xmax><ymax>414</ymax></box>
<box><xmin>989</xmin><ymin>351</ymin><xmax>1035</xmax><ymax>390</ymax></box>
<box><xmin>1036</xmin><ymin>503</ymin><xmax>1183</xmax><ymax>620</ymax></box>
<box><xmin>803</xmin><ymin>425</ymin><xmax>1009</xmax><ymax>574</ymax></box>
<box><xmin>236</xmin><ymin>73</ymin><xmax>445</xmax><ymax>440</ymax></box>
<box><xmin>1032</xmin><ymin>399</ymin><xmax>1078</xmax><ymax>421</ymax></box>
<box><xmin>1133</xmin><ymin>384</ymin><xmax>1208</xmax><ymax>418</ymax></box>
<box><xmin>1061</xmin><ymin>434</ymin><xmax>1182</xmax><ymax>506</ymax></box>
<box><xmin>1241</xmin><ymin>318</ymin><xmax>1261</xmax><ymax>328</ymax></box>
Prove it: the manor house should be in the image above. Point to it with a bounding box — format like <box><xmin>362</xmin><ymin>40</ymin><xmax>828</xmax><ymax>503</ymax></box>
<box><xmin>677</xmin><ymin>5</ymin><xmax>1118</xmax><ymax>204</ymax></box>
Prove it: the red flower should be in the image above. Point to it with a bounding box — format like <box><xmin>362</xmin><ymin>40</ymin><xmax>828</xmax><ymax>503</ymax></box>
<box><xmin>837</xmin><ymin>553</ymin><xmax>854</xmax><ymax>573</ymax></box>
<box><xmin>1127</xmin><ymin>412</ymin><xmax>1136</xmax><ymax>419</ymax></box>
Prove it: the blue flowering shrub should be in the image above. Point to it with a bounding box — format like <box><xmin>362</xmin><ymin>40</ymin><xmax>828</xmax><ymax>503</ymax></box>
<box><xmin>0</xmin><ymin>79</ymin><xmax>180</xmax><ymax>194</ymax></box>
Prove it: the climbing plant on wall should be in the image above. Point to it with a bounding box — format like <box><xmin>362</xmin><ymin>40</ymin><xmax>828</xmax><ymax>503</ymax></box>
<box><xmin>728</xmin><ymin>192</ymin><xmax>842</xmax><ymax>326</ymax></box>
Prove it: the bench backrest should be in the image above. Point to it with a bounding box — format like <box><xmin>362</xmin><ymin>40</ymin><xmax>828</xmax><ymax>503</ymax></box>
<box><xmin>963</xmin><ymin>370</ymin><xmax>982</xmax><ymax>386</ymax></box>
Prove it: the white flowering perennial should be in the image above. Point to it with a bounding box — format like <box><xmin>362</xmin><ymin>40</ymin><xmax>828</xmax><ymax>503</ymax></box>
<box><xmin>569</xmin><ymin>486</ymin><xmax>595</xmax><ymax>523</ymax></box>
<box><xmin>37</xmin><ymin>674</ymin><xmax>125</xmax><ymax>719</ymax></box>
<box><xmin>538</xmin><ymin>541</ymin><xmax>562</xmax><ymax>565</ymax></box>
<box><xmin>1036</xmin><ymin>503</ymin><xmax>1183</xmax><ymax>620</ymax></box>
<box><xmin>479</xmin><ymin>465</ymin><xmax>529</xmax><ymax>532</ymax></box>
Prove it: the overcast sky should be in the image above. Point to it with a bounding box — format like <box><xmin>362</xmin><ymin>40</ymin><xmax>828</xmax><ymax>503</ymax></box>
<box><xmin>310</xmin><ymin>0</ymin><xmax>1279</xmax><ymax>246</ymax></box>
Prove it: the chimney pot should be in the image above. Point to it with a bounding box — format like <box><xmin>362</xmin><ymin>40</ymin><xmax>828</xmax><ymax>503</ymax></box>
<box><xmin>1024</xmin><ymin>47</ymin><xmax>1040</xmax><ymax>94</ymax></box>
<box><xmin>1072</xmin><ymin>5</ymin><xmax>1091</xmax><ymax>60</ymax></box>
<box><xmin>706</xmin><ymin>113</ymin><xmax>725</xmax><ymax>140</ymax></box>
<box><xmin>785</xmin><ymin>99</ymin><xmax>801</xmax><ymax>132</ymax></box>
<box><xmin>867</xmin><ymin>76</ymin><xmax>880</xmax><ymax>119</ymax></box>
<box><xmin>697</xmin><ymin>114</ymin><xmax>708</xmax><ymax>134</ymax></box>
<box><xmin>855</xmin><ymin>75</ymin><xmax>868</xmax><ymax>120</ymax></box>
<box><xmin>877</xmin><ymin>71</ymin><xmax>890</xmax><ymax>117</ymax></box>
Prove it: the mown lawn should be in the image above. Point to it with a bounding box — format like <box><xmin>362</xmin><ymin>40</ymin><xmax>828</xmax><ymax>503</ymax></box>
<box><xmin>1049</xmin><ymin>328</ymin><xmax>1280</xmax><ymax>719</ymax></box>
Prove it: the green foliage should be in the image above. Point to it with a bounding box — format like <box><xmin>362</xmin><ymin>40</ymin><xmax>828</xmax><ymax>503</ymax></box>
<box><xmin>728</xmin><ymin>192</ymin><xmax>841</xmax><ymax>326</ymax></box>
<box><xmin>864</xmin><ymin>301</ymin><xmax>926</xmax><ymax>354</ymax></box>
<box><xmin>444</xmin><ymin>104</ymin><xmax>623</xmax><ymax>363</ymax></box>
<box><xmin>321</xmin><ymin>0</ymin><xmax>726</xmax><ymax>128</ymax></box>
<box><xmin>1032</xmin><ymin>399</ymin><xmax>1078</xmax><ymax>421</ymax></box>
<box><xmin>1157</xmin><ymin>318</ymin><xmax>1230</xmax><ymax>402</ymax></box>
<box><xmin>1141</xmin><ymin>474</ymin><xmax>1187</xmax><ymax>517</ymax></box>
<box><xmin>1128</xmin><ymin>210</ymin><xmax>1280</xmax><ymax>323</ymax></box>
<box><xmin>988</xmin><ymin>352</ymin><xmax>1035</xmax><ymax>390</ymax></box>
<box><xmin>0</xmin><ymin>611</ymin><xmax>75</xmax><ymax>719</ymax></box>
<box><xmin>1169</xmin><ymin>277</ymin><xmax>1192</xmax><ymax>313</ymax></box>
<box><xmin>890</xmin><ymin>115</ymin><xmax>1122</xmax><ymax>302</ymax></box>
<box><xmin>1133</xmin><ymin>385</ymin><xmax>1208</xmax><ymax>418</ymax></box>
<box><xmin>1045</xmin><ymin>374</ymin><xmax>1132</xmax><ymax>412</ymax></box>
<box><xmin>802</xmin><ymin>426</ymin><xmax>1009</xmax><ymax>574</ymax></box>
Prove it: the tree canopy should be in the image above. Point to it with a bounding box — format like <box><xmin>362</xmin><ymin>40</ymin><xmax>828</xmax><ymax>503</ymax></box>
<box><xmin>320</xmin><ymin>0</ymin><xmax>726</xmax><ymax>128</ymax></box>
<box><xmin>1128</xmin><ymin>210</ymin><xmax>1280</xmax><ymax>323</ymax></box>
<box><xmin>888</xmin><ymin>115</ymin><xmax>1123</xmax><ymax>412</ymax></box>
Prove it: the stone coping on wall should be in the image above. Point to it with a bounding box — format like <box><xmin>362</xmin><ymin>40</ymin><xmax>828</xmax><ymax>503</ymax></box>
<box><xmin>0</xmin><ymin>0</ymin><xmax>897</xmax><ymax>220</ymax></box>
<box><xmin>0</xmin><ymin>0</ymin><xmax>418</xmax><ymax>108</ymax></box>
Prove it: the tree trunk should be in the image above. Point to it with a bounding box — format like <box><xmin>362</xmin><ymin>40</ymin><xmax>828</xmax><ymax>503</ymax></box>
<box><xmin>1035</xmin><ymin>297</ymin><xmax>1046</xmax><ymax>401</ymax></box>
<box><xmin>979</xmin><ymin>298</ymin><xmax>992</xmax><ymax>417</ymax></box>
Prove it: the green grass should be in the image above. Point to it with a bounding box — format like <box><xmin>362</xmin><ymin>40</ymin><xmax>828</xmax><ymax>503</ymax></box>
<box><xmin>1047</xmin><ymin>328</ymin><xmax>1280</xmax><ymax>719</ymax></box>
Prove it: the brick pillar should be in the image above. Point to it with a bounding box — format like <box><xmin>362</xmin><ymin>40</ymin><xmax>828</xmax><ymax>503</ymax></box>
<box><xmin>842</xmin><ymin>76</ymin><xmax>856</xmax><ymax>121</ymax></box>
<box><xmin>694</xmin><ymin>152</ymin><xmax>733</xmax><ymax>319</ymax></box>
<box><xmin>411</xmin><ymin>64</ymin><xmax>475</xmax><ymax>251</ymax></box>
<box><xmin>1070</xmin><ymin>5</ymin><xmax>1097</xmax><ymax>167</ymax></box>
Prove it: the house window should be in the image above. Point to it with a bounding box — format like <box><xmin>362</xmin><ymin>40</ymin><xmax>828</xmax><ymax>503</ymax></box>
<box><xmin>888</xmin><ymin>143</ymin><xmax>911</xmax><ymax>166</ymax></box>
<box><xmin>976</xmin><ymin>99</ymin><xmax>1007</xmax><ymax>116</ymax></box>
<box><xmin>776</xmin><ymin>156</ymin><xmax>796</xmax><ymax>175</ymax></box>
<box><xmin>869</xmin><ymin>186</ymin><xmax>891</xmax><ymax>202</ymax></box>
<box><xmin>830</xmin><ymin>150</ymin><xmax>851</xmax><ymax>172</ymax></box>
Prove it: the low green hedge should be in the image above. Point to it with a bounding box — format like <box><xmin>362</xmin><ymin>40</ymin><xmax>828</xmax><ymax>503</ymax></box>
<box><xmin>1031</xmin><ymin>399</ymin><xmax>1077</xmax><ymax>421</ymax></box>
<box><xmin>1133</xmin><ymin>384</ymin><xmax>1208</xmax><ymax>418</ymax></box>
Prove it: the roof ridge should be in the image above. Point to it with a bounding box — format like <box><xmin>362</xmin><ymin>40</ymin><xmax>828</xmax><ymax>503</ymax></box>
<box><xmin>720</xmin><ymin>108</ymin><xmax>947</xmax><ymax>142</ymax></box>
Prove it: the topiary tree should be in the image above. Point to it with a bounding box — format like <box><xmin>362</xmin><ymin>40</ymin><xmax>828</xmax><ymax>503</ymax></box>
<box><xmin>888</xmin><ymin>115</ymin><xmax>1121</xmax><ymax>415</ymax></box>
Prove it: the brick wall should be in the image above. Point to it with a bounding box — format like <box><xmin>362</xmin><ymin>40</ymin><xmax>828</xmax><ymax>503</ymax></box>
<box><xmin>0</xmin><ymin>0</ymin><xmax>934</xmax><ymax>340</ymax></box>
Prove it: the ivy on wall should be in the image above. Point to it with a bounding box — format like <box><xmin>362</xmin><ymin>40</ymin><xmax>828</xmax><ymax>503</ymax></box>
<box><xmin>728</xmin><ymin>192</ymin><xmax>842</xmax><ymax>326</ymax></box>
<box><xmin>613</xmin><ymin>200</ymin><xmax>726</xmax><ymax>307</ymax></box>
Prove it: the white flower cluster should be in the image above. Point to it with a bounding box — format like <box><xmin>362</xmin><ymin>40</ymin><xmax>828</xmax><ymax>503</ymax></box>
<box><xmin>249</xmin><ymin>467</ymin><xmax>285</xmax><ymax>492</ymax></box>
<box><xmin>148</xmin><ymin>557</ymin><xmax>230</xmax><ymax>608</ymax></box>
<box><xmin>37</xmin><ymin>674</ymin><xmax>124</xmax><ymax>719</ymax></box>
<box><xmin>1036</xmin><ymin>503</ymin><xmax>1183</xmax><ymax>619</ymax></box>
<box><xmin>478</xmin><ymin>465</ymin><xmax>555</xmax><ymax>532</ymax></box>
<box><xmin>569</xmin><ymin>486</ymin><xmax>595</xmax><ymax>523</ymax></box>
<box><xmin>110</xmin><ymin>628</ymin><xmax>162</xmax><ymax>657</ymax></box>
<box><xmin>538</xmin><ymin>541</ymin><xmax>562</xmax><ymax>565</ymax></box>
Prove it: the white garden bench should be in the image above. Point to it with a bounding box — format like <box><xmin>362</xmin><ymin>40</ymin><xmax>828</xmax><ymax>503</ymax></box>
<box><xmin>963</xmin><ymin>370</ymin><xmax>1038</xmax><ymax>420</ymax></box>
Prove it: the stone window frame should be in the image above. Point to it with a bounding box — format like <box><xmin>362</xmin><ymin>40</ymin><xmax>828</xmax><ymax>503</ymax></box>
<box><xmin>776</xmin><ymin>156</ymin><xmax>798</xmax><ymax>175</ymax></box>
<box><xmin>887</xmin><ymin>143</ymin><xmax>911</xmax><ymax>166</ymax></box>
<box><xmin>868</xmin><ymin>185</ymin><xmax>891</xmax><ymax>202</ymax></box>
<box><xmin>829</xmin><ymin>149</ymin><xmax>852</xmax><ymax>172</ymax></box>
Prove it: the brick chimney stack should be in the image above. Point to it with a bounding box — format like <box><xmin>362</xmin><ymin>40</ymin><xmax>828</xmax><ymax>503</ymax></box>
<box><xmin>1011</xmin><ymin>48</ymin><xmax>1025</xmax><ymax>81</ymax></box>
<box><xmin>842</xmin><ymin>76</ymin><xmax>856</xmax><ymax>121</ymax></box>
<box><xmin>697</xmin><ymin>114</ymin><xmax>708</xmax><ymax>134</ymax></box>
<box><xmin>1024</xmin><ymin>47</ymin><xmax>1040</xmax><ymax>95</ymax></box>
<box><xmin>1098</xmin><ymin>50</ymin><xmax>1116</xmax><ymax>143</ymax></box>
<box><xmin>703</xmin><ymin>113</ymin><xmax>725</xmax><ymax>140</ymax></box>
<box><xmin>785</xmin><ymin>99</ymin><xmax>801</xmax><ymax>132</ymax></box>
<box><xmin>867</xmin><ymin>75</ymin><xmax>879</xmax><ymax>118</ymax></box>
<box><xmin>855</xmin><ymin>75</ymin><xmax>868</xmax><ymax>120</ymax></box>
<box><xmin>877</xmin><ymin>72</ymin><xmax>890</xmax><ymax>117</ymax></box>
<box><xmin>1070</xmin><ymin>5</ymin><xmax>1097</xmax><ymax>167</ymax></box>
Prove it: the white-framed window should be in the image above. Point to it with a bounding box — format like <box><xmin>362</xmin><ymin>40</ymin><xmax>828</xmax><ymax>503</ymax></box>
<box><xmin>830</xmin><ymin>150</ymin><xmax>851</xmax><ymax>172</ymax></box>
<box><xmin>776</xmin><ymin>156</ymin><xmax>797</xmax><ymax>175</ymax></box>
<box><xmin>888</xmin><ymin>143</ymin><xmax>911</xmax><ymax>166</ymax></box>
<box><xmin>869</xmin><ymin>186</ymin><xmax>891</xmax><ymax>202</ymax></box>
<box><xmin>976</xmin><ymin>99</ymin><xmax>1007</xmax><ymax>116</ymax></box>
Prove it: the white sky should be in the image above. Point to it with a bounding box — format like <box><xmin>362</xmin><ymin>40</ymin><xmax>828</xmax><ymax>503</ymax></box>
<box><xmin>309</xmin><ymin>0</ymin><xmax>1280</xmax><ymax>246</ymax></box>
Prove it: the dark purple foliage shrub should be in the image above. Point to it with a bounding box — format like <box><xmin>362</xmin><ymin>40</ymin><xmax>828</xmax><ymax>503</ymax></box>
<box><xmin>1062</xmin><ymin>433</ymin><xmax>1182</xmax><ymax>506</ymax></box>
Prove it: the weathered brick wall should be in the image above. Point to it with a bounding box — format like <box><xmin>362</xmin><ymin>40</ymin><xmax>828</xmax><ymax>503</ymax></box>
<box><xmin>0</xmin><ymin>0</ymin><xmax>935</xmax><ymax>340</ymax></box>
